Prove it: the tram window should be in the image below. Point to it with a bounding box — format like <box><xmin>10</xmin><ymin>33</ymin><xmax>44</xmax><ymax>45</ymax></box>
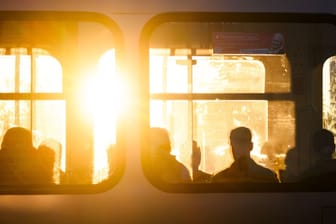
<box><xmin>149</xmin><ymin>53</ymin><xmax>295</xmax><ymax>183</ymax></box>
<box><xmin>0</xmin><ymin>12</ymin><xmax>124</xmax><ymax>193</ymax></box>
<box><xmin>142</xmin><ymin>13</ymin><xmax>336</xmax><ymax>192</ymax></box>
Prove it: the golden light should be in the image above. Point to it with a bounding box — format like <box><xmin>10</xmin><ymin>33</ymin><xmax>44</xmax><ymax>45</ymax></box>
<box><xmin>93</xmin><ymin>49</ymin><xmax>120</xmax><ymax>183</ymax></box>
<box><xmin>79</xmin><ymin>49</ymin><xmax>125</xmax><ymax>183</ymax></box>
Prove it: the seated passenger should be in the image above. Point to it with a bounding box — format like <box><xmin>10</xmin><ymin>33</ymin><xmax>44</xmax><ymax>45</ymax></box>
<box><xmin>191</xmin><ymin>140</ymin><xmax>212</xmax><ymax>183</ymax></box>
<box><xmin>150</xmin><ymin>127</ymin><xmax>191</xmax><ymax>183</ymax></box>
<box><xmin>212</xmin><ymin>127</ymin><xmax>279</xmax><ymax>183</ymax></box>
<box><xmin>37</xmin><ymin>144</ymin><xmax>56</xmax><ymax>184</ymax></box>
<box><xmin>301</xmin><ymin>129</ymin><xmax>336</xmax><ymax>183</ymax></box>
<box><xmin>0</xmin><ymin>127</ymin><xmax>55</xmax><ymax>184</ymax></box>
<box><xmin>279</xmin><ymin>148</ymin><xmax>301</xmax><ymax>183</ymax></box>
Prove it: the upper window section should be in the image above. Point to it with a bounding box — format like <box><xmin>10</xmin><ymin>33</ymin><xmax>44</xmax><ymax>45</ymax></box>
<box><xmin>0</xmin><ymin>48</ymin><xmax>62</xmax><ymax>93</ymax></box>
<box><xmin>150</xmin><ymin>23</ymin><xmax>291</xmax><ymax>94</ymax></box>
<box><xmin>150</xmin><ymin>53</ymin><xmax>268</xmax><ymax>93</ymax></box>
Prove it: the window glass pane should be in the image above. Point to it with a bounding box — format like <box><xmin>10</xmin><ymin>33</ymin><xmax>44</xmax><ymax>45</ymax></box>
<box><xmin>150</xmin><ymin>54</ymin><xmax>188</xmax><ymax>93</ymax></box>
<box><xmin>34</xmin><ymin>100</ymin><xmax>66</xmax><ymax>182</ymax></box>
<box><xmin>0</xmin><ymin>49</ymin><xmax>62</xmax><ymax>93</ymax></box>
<box><xmin>150</xmin><ymin>52</ymin><xmax>290</xmax><ymax>94</ymax></box>
<box><xmin>0</xmin><ymin>100</ymin><xmax>31</xmax><ymax>129</ymax></box>
<box><xmin>35</xmin><ymin>55</ymin><xmax>62</xmax><ymax>92</ymax></box>
<box><xmin>193</xmin><ymin>57</ymin><xmax>265</xmax><ymax>93</ymax></box>
<box><xmin>0</xmin><ymin>56</ymin><xmax>15</xmax><ymax>92</ymax></box>
<box><xmin>19</xmin><ymin>55</ymin><xmax>31</xmax><ymax>92</ymax></box>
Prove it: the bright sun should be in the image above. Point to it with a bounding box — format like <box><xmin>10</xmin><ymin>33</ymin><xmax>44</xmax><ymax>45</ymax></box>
<box><xmin>81</xmin><ymin>49</ymin><xmax>123</xmax><ymax>183</ymax></box>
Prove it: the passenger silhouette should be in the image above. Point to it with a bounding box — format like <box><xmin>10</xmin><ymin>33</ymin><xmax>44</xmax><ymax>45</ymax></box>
<box><xmin>36</xmin><ymin>144</ymin><xmax>56</xmax><ymax>184</ymax></box>
<box><xmin>279</xmin><ymin>148</ymin><xmax>300</xmax><ymax>183</ymax></box>
<box><xmin>0</xmin><ymin>127</ymin><xmax>55</xmax><ymax>184</ymax></box>
<box><xmin>300</xmin><ymin>128</ymin><xmax>336</xmax><ymax>183</ymax></box>
<box><xmin>212</xmin><ymin>127</ymin><xmax>279</xmax><ymax>183</ymax></box>
<box><xmin>38</xmin><ymin>138</ymin><xmax>62</xmax><ymax>183</ymax></box>
<box><xmin>191</xmin><ymin>140</ymin><xmax>212</xmax><ymax>183</ymax></box>
<box><xmin>150</xmin><ymin>127</ymin><xmax>191</xmax><ymax>183</ymax></box>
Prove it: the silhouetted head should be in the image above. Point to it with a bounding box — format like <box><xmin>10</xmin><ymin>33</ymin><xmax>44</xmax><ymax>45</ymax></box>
<box><xmin>229</xmin><ymin>127</ymin><xmax>253</xmax><ymax>160</ymax></box>
<box><xmin>1</xmin><ymin>127</ymin><xmax>34</xmax><ymax>152</ymax></box>
<box><xmin>150</xmin><ymin>127</ymin><xmax>171</xmax><ymax>153</ymax></box>
<box><xmin>284</xmin><ymin>148</ymin><xmax>299</xmax><ymax>169</ymax></box>
<box><xmin>312</xmin><ymin>129</ymin><xmax>335</xmax><ymax>159</ymax></box>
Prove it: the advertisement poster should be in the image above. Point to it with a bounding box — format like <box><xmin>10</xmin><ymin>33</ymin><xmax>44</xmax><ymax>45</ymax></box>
<box><xmin>213</xmin><ymin>32</ymin><xmax>285</xmax><ymax>54</ymax></box>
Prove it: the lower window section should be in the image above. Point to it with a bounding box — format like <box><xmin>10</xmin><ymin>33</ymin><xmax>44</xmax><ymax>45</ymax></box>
<box><xmin>0</xmin><ymin>100</ymin><xmax>65</xmax><ymax>185</ymax></box>
<box><xmin>0</xmin><ymin>99</ymin><xmax>117</xmax><ymax>186</ymax></box>
<box><xmin>150</xmin><ymin>100</ymin><xmax>295</xmax><ymax>183</ymax></box>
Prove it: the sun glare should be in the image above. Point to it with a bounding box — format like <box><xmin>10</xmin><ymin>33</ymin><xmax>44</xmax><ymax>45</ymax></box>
<box><xmin>81</xmin><ymin>49</ymin><xmax>123</xmax><ymax>183</ymax></box>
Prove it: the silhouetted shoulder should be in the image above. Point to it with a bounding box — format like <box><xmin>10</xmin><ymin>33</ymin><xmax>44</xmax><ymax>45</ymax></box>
<box><xmin>0</xmin><ymin>127</ymin><xmax>55</xmax><ymax>185</ymax></box>
<box><xmin>150</xmin><ymin>127</ymin><xmax>191</xmax><ymax>183</ymax></box>
<box><xmin>301</xmin><ymin>160</ymin><xmax>336</xmax><ymax>183</ymax></box>
<box><xmin>212</xmin><ymin>157</ymin><xmax>278</xmax><ymax>183</ymax></box>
